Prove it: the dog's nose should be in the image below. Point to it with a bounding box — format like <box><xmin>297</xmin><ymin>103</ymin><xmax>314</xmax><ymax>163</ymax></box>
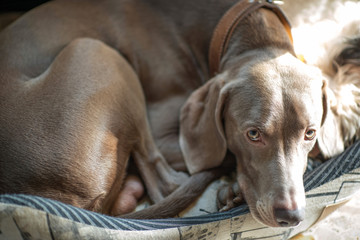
<box><xmin>273</xmin><ymin>207</ymin><xmax>305</xmax><ymax>227</ymax></box>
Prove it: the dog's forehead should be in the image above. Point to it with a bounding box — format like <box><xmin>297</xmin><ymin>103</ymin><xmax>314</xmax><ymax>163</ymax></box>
<box><xmin>225</xmin><ymin>53</ymin><xmax>324</xmax><ymax>129</ymax></box>
<box><xmin>252</xmin><ymin>53</ymin><xmax>322</xmax><ymax>83</ymax></box>
<box><xmin>248</xmin><ymin>53</ymin><xmax>323</xmax><ymax>99</ymax></box>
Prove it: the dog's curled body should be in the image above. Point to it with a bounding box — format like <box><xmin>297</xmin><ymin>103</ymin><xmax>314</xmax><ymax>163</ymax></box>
<box><xmin>0</xmin><ymin>0</ymin><xmax>328</xmax><ymax>227</ymax></box>
<box><xmin>0</xmin><ymin>0</ymin><xmax>235</xmax><ymax>216</ymax></box>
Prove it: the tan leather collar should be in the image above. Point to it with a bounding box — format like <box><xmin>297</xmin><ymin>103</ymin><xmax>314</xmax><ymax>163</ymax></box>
<box><xmin>208</xmin><ymin>0</ymin><xmax>293</xmax><ymax>77</ymax></box>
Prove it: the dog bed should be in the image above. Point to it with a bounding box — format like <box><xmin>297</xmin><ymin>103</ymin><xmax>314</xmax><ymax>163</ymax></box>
<box><xmin>1</xmin><ymin>140</ymin><xmax>360</xmax><ymax>240</ymax></box>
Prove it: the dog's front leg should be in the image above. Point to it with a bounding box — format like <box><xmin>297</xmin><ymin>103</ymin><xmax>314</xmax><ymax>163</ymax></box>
<box><xmin>132</xmin><ymin>120</ymin><xmax>189</xmax><ymax>203</ymax></box>
<box><xmin>217</xmin><ymin>179</ymin><xmax>244</xmax><ymax>212</ymax></box>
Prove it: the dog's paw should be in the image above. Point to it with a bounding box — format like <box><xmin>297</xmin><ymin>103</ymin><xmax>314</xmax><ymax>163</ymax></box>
<box><xmin>217</xmin><ymin>181</ymin><xmax>244</xmax><ymax>212</ymax></box>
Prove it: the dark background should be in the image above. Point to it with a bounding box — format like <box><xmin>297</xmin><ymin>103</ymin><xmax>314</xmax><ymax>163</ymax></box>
<box><xmin>1</xmin><ymin>0</ymin><xmax>50</xmax><ymax>12</ymax></box>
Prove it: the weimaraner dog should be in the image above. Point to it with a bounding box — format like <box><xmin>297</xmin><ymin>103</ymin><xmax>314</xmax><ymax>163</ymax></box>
<box><xmin>0</xmin><ymin>0</ymin><xmax>327</xmax><ymax>227</ymax></box>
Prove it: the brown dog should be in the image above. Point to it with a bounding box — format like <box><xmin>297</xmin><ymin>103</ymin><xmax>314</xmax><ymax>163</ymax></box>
<box><xmin>0</xmin><ymin>0</ymin><xmax>326</xmax><ymax>227</ymax></box>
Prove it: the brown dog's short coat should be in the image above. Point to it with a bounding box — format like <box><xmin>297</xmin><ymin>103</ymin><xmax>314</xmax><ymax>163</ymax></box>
<box><xmin>0</xmin><ymin>0</ymin><xmax>334</xmax><ymax>227</ymax></box>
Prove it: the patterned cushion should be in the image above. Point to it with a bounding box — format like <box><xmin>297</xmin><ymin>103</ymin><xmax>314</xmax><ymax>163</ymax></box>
<box><xmin>1</xmin><ymin>140</ymin><xmax>360</xmax><ymax>239</ymax></box>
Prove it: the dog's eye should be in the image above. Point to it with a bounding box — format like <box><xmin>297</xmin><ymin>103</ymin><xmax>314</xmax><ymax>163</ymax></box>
<box><xmin>305</xmin><ymin>129</ymin><xmax>316</xmax><ymax>140</ymax></box>
<box><xmin>247</xmin><ymin>129</ymin><xmax>261</xmax><ymax>141</ymax></box>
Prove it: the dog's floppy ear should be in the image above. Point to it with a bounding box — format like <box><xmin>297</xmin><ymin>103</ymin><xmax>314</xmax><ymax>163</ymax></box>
<box><xmin>315</xmin><ymin>80</ymin><xmax>345</xmax><ymax>158</ymax></box>
<box><xmin>179</xmin><ymin>77</ymin><xmax>227</xmax><ymax>174</ymax></box>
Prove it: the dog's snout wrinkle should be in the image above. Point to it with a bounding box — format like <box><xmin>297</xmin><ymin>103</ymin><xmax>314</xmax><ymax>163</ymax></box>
<box><xmin>273</xmin><ymin>207</ymin><xmax>305</xmax><ymax>227</ymax></box>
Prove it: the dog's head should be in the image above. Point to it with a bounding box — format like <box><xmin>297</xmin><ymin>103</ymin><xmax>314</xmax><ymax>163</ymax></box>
<box><xmin>180</xmin><ymin>51</ymin><xmax>326</xmax><ymax>227</ymax></box>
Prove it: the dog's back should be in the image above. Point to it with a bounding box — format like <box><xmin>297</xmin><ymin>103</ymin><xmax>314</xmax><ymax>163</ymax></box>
<box><xmin>0</xmin><ymin>0</ymin><xmax>239</xmax><ymax>215</ymax></box>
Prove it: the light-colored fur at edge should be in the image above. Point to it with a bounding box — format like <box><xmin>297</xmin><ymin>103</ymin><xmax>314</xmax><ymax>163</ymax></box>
<box><xmin>283</xmin><ymin>0</ymin><xmax>360</xmax><ymax>158</ymax></box>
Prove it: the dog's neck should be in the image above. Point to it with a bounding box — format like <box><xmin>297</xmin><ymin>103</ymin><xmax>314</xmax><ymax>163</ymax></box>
<box><xmin>208</xmin><ymin>0</ymin><xmax>293</xmax><ymax>76</ymax></box>
<box><xmin>156</xmin><ymin>0</ymin><xmax>295</xmax><ymax>79</ymax></box>
<box><xmin>218</xmin><ymin>8</ymin><xmax>295</xmax><ymax>74</ymax></box>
